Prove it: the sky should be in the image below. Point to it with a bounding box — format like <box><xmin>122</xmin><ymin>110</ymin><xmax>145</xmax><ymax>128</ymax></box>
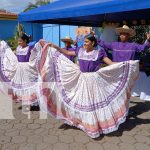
<box><xmin>0</xmin><ymin>0</ymin><xmax>37</xmax><ymax>13</ymax></box>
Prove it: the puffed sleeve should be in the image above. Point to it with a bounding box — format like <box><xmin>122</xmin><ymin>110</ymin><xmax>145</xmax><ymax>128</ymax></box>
<box><xmin>99</xmin><ymin>47</ymin><xmax>107</xmax><ymax>59</ymax></box>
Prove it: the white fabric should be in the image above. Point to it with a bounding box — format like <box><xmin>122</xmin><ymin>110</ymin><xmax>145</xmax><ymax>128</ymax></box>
<box><xmin>29</xmin><ymin>42</ymin><xmax>42</xmax><ymax>62</ymax></box>
<box><xmin>78</xmin><ymin>48</ymin><xmax>99</xmax><ymax>61</ymax></box>
<box><xmin>132</xmin><ymin>72</ymin><xmax>150</xmax><ymax>101</ymax></box>
<box><xmin>38</xmin><ymin>47</ymin><xmax>139</xmax><ymax>138</ymax></box>
<box><xmin>16</xmin><ymin>46</ymin><xmax>29</xmax><ymax>55</ymax></box>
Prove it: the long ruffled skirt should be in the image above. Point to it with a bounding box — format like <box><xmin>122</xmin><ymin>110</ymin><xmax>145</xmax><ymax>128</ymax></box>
<box><xmin>0</xmin><ymin>41</ymin><xmax>39</xmax><ymax>105</ymax></box>
<box><xmin>38</xmin><ymin>48</ymin><xmax>139</xmax><ymax>138</ymax></box>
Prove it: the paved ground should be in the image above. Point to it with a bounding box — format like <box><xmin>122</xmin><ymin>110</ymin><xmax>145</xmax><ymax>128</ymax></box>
<box><xmin>0</xmin><ymin>96</ymin><xmax>150</xmax><ymax>150</ymax></box>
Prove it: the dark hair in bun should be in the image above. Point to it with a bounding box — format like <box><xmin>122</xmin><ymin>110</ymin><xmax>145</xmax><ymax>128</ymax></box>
<box><xmin>19</xmin><ymin>32</ymin><xmax>31</xmax><ymax>44</ymax></box>
<box><xmin>84</xmin><ymin>34</ymin><xmax>97</xmax><ymax>47</ymax></box>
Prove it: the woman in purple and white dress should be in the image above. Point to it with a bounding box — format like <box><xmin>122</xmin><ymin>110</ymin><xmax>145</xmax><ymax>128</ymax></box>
<box><xmin>37</xmin><ymin>34</ymin><xmax>139</xmax><ymax>138</ymax></box>
<box><xmin>0</xmin><ymin>33</ymin><xmax>44</xmax><ymax>111</ymax></box>
<box><xmin>98</xmin><ymin>25</ymin><xmax>150</xmax><ymax>101</ymax></box>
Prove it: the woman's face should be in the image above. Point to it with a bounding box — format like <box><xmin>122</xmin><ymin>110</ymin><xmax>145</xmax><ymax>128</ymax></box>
<box><xmin>120</xmin><ymin>32</ymin><xmax>130</xmax><ymax>42</ymax></box>
<box><xmin>18</xmin><ymin>38</ymin><xmax>27</xmax><ymax>48</ymax></box>
<box><xmin>84</xmin><ymin>38</ymin><xmax>94</xmax><ymax>51</ymax></box>
<box><xmin>64</xmin><ymin>41</ymin><xmax>71</xmax><ymax>47</ymax></box>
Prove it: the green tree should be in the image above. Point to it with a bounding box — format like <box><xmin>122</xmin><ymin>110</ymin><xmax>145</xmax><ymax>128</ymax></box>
<box><xmin>131</xmin><ymin>25</ymin><xmax>149</xmax><ymax>44</ymax></box>
<box><xmin>23</xmin><ymin>0</ymin><xmax>52</xmax><ymax>12</ymax></box>
<box><xmin>7</xmin><ymin>24</ymin><xmax>25</xmax><ymax>51</ymax></box>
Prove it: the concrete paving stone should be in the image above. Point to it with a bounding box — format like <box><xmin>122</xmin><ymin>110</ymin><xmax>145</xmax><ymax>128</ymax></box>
<box><xmin>143</xmin><ymin>111</ymin><xmax>150</xmax><ymax>116</ymax></box>
<box><xmin>53</xmin><ymin>143</ymin><xmax>69</xmax><ymax>150</ymax></box>
<box><xmin>63</xmin><ymin>129</ymin><xmax>80</xmax><ymax>136</ymax></box>
<box><xmin>48</xmin><ymin>129</ymin><xmax>56</xmax><ymax>135</ymax></box>
<box><xmin>11</xmin><ymin>135</ymin><xmax>27</xmax><ymax>144</ymax></box>
<box><xmin>21</xmin><ymin>119</ymin><xmax>34</xmax><ymax>124</ymax></box>
<box><xmin>104</xmin><ymin>136</ymin><xmax>121</xmax><ymax>144</ymax></box>
<box><xmin>14</xmin><ymin>113</ymin><xmax>28</xmax><ymax>120</ymax></box>
<box><xmin>34</xmin><ymin>128</ymin><xmax>49</xmax><ymax>136</ymax></box>
<box><xmin>123</xmin><ymin>127</ymin><xmax>140</xmax><ymax>136</ymax></box>
<box><xmin>19</xmin><ymin>143</ymin><xmax>36</xmax><ymax>150</ymax></box>
<box><xmin>123</xmin><ymin>130</ymin><xmax>136</xmax><ymax>136</ymax></box>
<box><xmin>5</xmin><ymin>129</ymin><xmax>20</xmax><ymax>136</ymax></box>
<box><xmin>0</xmin><ymin>120</ymin><xmax>7</xmax><ymax>124</ymax></box>
<box><xmin>40</xmin><ymin>146</ymin><xmax>53</xmax><ymax>150</ymax></box>
<box><xmin>19</xmin><ymin>129</ymin><xmax>35</xmax><ymax>136</ymax></box>
<box><xmin>0</xmin><ymin>130</ymin><xmax>5</xmax><ymax>135</ymax></box>
<box><xmin>120</xmin><ymin>135</ymin><xmax>136</xmax><ymax>144</ymax></box>
<box><xmin>34</xmin><ymin>119</ymin><xmax>47</xmax><ymax>124</ymax></box>
<box><xmin>59</xmin><ymin>135</ymin><xmax>74</xmax><ymax>143</ymax></box>
<box><xmin>34</xmin><ymin>127</ymin><xmax>47</xmax><ymax>134</ymax></box>
<box><xmin>0</xmin><ymin>123</ymin><xmax>13</xmax><ymax>130</ymax></box>
<box><xmin>69</xmin><ymin>143</ymin><xmax>87</xmax><ymax>150</ymax></box>
<box><xmin>86</xmin><ymin>142</ymin><xmax>104</xmax><ymax>150</ymax></box>
<box><xmin>1</xmin><ymin>143</ymin><xmax>19</xmax><ymax>150</ymax></box>
<box><xmin>119</xmin><ymin>143</ymin><xmax>136</xmax><ymax>150</ymax></box>
<box><xmin>27</xmin><ymin>123</ymin><xmax>41</xmax><ymax>129</ymax></box>
<box><xmin>6</xmin><ymin>119</ymin><xmax>15</xmax><ymax>123</ymax></box>
<box><xmin>10</xmin><ymin>119</ymin><xmax>21</xmax><ymax>124</ymax></box>
<box><xmin>134</xmin><ymin>143</ymin><xmax>150</xmax><ymax>150</ymax></box>
<box><xmin>74</xmin><ymin>134</ymin><xmax>90</xmax><ymax>144</ymax></box>
<box><xmin>143</xmin><ymin>125</ymin><xmax>150</xmax><ymax>130</ymax></box>
<box><xmin>36</xmin><ymin>143</ymin><xmax>53</xmax><ymax>150</ymax></box>
<box><xmin>30</xmin><ymin>112</ymin><xmax>40</xmax><ymax>119</ymax></box>
<box><xmin>103</xmin><ymin>143</ymin><xmax>120</xmax><ymax>150</ymax></box>
<box><xmin>137</xmin><ymin>113</ymin><xmax>149</xmax><ymax>118</ymax></box>
<box><xmin>134</xmin><ymin>135</ymin><xmax>150</xmax><ymax>145</ymax></box>
<box><xmin>46</xmin><ymin>117</ymin><xmax>60</xmax><ymax>125</ymax></box>
<box><xmin>27</xmin><ymin>135</ymin><xmax>43</xmax><ymax>144</ymax></box>
<box><xmin>43</xmin><ymin>135</ymin><xmax>58</xmax><ymax>144</ymax></box>
<box><xmin>0</xmin><ymin>136</ymin><xmax>11</xmax><ymax>144</ymax></box>
<box><xmin>41</xmin><ymin>123</ymin><xmax>54</xmax><ymax>129</ymax></box>
<box><xmin>13</xmin><ymin>123</ymin><xmax>27</xmax><ymax>130</ymax></box>
<box><xmin>137</xmin><ymin>130</ymin><xmax>150</xmax><ymax>136</ymax></box>
<box><xmin>55</xmin><ymin>130</ymin><xmax>66</xmax><ymax>136</ymax></box>
<box><xmin>138</xmin><ymin>124</ymin><xmax>150</xmax><ymax>130</ymax></box>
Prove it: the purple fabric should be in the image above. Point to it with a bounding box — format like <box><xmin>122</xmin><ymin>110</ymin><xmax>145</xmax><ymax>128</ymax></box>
<box><xmin>98</xmin><ymin>40</ymin><xmax>150</xmax><ymax>62</ymax></box>
<box><xmin>63</xmin><ymin>47</ymin><xmax>76</xmax><ymax>62</ymax></box>
<box><xmin>75</xmin><ymin>47</ymin><xmax>107</xmax><ymax>72</ymax></box>
<box><xmin>16</xmin><ymin>45</ymin><xmax>34</xmax><ymax>62</ymax></box>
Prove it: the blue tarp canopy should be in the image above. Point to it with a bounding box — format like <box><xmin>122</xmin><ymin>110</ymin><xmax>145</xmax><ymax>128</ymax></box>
<box><xmin>19</xmin><ymin>0</ymin><xmax>150</xmax><ymax>26</ymax></box>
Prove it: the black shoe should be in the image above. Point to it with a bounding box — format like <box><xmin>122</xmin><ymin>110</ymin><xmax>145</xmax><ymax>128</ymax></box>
<box><xmin>30</xmin><ymin>105</ymin><xmax>40</xmax><ymax>111</ymax></box>
<box><xmin>18</xmin><ymin>106</ymin><xmax>22</xmax><ymax>110</ymax></box>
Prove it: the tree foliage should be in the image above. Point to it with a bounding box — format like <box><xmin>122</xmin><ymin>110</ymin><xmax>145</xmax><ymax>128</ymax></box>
<box><xmin>23</xmin><ymin>0</ymin><xmax>52</xmax><ymax>12</ymax></box>
<box><xmin>131</xmin><ymin>25</ymin><xmax>149</xmax><ymax>44</ymax></box>
<box><xmin>7</xmin><ymin>24</ymin><xmax>25</xmax><ymax>51</ymax></box>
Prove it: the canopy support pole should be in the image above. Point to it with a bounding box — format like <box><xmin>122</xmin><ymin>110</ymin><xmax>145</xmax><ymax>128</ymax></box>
<box><xmin>59</xmin><ymin>24</ymin><xmax>61</xmax><ymax>47</ymax></box>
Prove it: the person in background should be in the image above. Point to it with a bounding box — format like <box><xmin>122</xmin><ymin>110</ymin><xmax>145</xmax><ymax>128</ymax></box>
<box><xmin>98</xmin><ymin>25</ymin><xmax>150</xmax><ymax>102</ymax></box>
<box><xmin>98</xmin><ymin>25</ymin><xmax>150</xmax><ymax>62</ymax></box>
<box><xmin>61</xmin><ymin>36</ymin><xmax>77</xmax><ymax>63</ymax></box>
